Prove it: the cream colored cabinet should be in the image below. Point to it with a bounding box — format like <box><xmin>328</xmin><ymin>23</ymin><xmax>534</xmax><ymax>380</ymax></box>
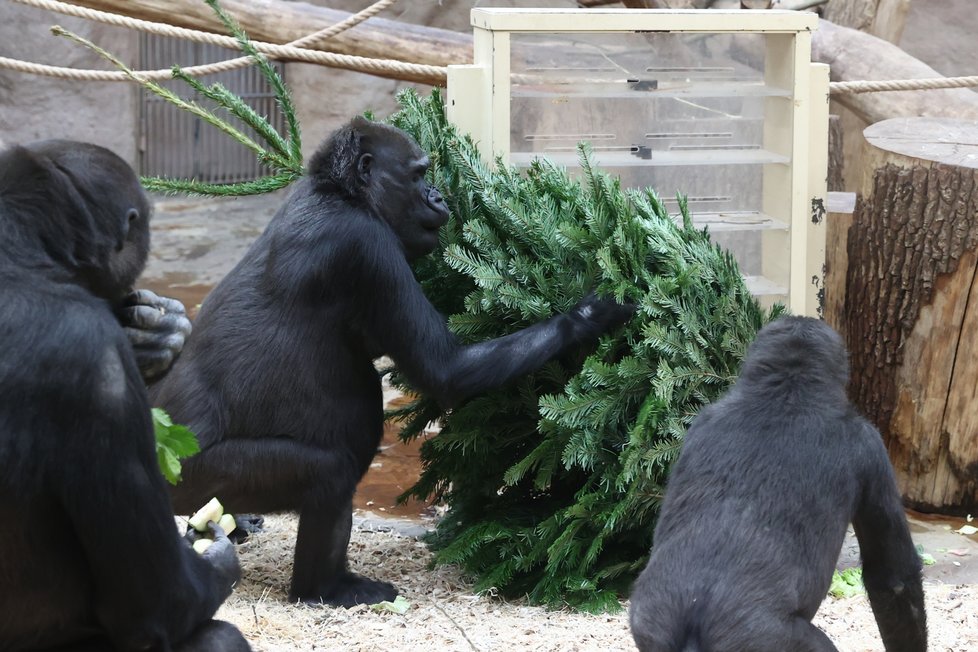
<box><xmin>447</xmin><ymin>8</ymin><xmax>829</xmax><ymax>317</ymax></box>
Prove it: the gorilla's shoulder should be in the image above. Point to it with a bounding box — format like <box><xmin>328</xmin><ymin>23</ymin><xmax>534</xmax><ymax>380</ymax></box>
<box><xmin>11</xmin><ymin>281</ymin><xmax>126</xmax><ymax>365</ymax></box>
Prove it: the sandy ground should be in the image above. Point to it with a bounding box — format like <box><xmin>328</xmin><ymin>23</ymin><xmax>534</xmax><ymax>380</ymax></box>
<box><xmin>206</xmin><ymin>513</ymin><xmax>978</xmax><ymax>652</ymax></box>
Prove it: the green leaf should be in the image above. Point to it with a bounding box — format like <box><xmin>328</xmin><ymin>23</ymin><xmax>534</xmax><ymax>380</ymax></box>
<box><xmin>152</xmin><ymin>408</ymin><xmax>201</xmax><ymax>485</ymax></box>
<box><xmin>828</xmin><ymin>568</ymin><xmax>865</xmax><ymax>599</ymax></box>
<box><xmin>157</xmin><ymin>446</ymin><xmax>183</xmax><ymax>486</ymax></box>
<box><xmin>915</xmin><ymin>544</ymin><xmax>936</xmax><ymax>566</ymax></box>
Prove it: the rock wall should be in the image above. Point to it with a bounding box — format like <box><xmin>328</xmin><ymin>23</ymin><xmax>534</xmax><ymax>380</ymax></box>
<box><xmin>0</xmin><ymin>4</ymin><xmax>138</xmax><ymax>162</ymax></box>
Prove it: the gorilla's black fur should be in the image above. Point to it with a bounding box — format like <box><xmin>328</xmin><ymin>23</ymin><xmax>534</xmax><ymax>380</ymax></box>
<box><xmin>629</xmin><ymin>316</ymin><xmax>926</xmax><ymax>652</ymax></box>
<box><xmin>0</xmin><ymin>141</ymin><xmax>249</xmax><ymax>651</ymax></box>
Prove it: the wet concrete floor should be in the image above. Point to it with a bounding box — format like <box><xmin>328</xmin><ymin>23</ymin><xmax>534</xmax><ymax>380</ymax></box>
<box><xmin>140</xmin><ymin>192</ymin><xmax>978</xmax><ymax>580</ymax></box>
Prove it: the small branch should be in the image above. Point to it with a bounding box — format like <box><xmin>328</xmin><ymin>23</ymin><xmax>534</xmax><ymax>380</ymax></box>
<box><xmin>428</xmin><ymin>597</ymin><xmax>481</xmax><ymax>652</ymax></box>
<box><xmin>51</xmin><ymin>25</ymin><xmax>275</xmax><ymax>164</ymax></box>
<box><xmin>51</xmin><ymin>0</ymin><xmax>306</xmax><ymax>197</ymax></box>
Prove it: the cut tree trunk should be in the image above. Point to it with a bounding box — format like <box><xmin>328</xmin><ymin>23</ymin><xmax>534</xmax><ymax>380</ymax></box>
<box><xmin>815</xmin><ymin>17</ymin><xmax>978</xmax><ymax>196</ymax></box>
<box><xmin>845</xmin><ymin>117</ymin><xmax>978</xmax><ymax>513</ymax></box>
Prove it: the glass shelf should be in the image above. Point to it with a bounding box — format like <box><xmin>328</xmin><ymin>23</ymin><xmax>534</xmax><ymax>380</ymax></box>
<box><xmin>511</xmin><ymin>81</ymin><xmax>792</xmax><ymax>100</ymax></box>
<box><xmin>446</xmin><ymin>8</ymin><xmax>828</xmax><ymax>316</ymax></box>
<box><xmin>743</xmin><ymin>275</ymin><xmax>787</xmax><ymax>297</ymax></box>
<box><xmin>510</xmin><ymin>149</ymin><xmax>789</xmax><ymax>168</ymax></box>
<box><xmin>684</xmin><ymin>211</ymin><xmax>787</xmax><ymax>233</ymax></box>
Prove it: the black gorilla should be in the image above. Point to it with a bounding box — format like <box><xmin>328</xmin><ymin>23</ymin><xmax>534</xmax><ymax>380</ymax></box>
<box><xmin>628</xmin><ymin>316</ymin><xmax>926</xmax><ymax>652</ymax></box>
<box><xmin>152</xmin><ymin>116</ymin><xmax>633</xmax><ymax>607</ymax></box>
<box><xmin>0</xmin><ymin>141</ymin><xmax>249</xmax><ymax>652</ymax></box>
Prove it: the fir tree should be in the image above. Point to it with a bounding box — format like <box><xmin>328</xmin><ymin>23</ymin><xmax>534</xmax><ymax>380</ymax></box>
<box><xmin>387</xmin><ymin>89</ymin><xmax>784</xmax><ymax>612</ymax></box>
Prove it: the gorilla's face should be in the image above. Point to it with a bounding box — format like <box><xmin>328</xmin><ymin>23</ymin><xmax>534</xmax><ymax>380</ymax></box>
<box><xmin>356</xmin><ymin>122</ymin><xmax>450</xmax><ymax>261</ymax></box>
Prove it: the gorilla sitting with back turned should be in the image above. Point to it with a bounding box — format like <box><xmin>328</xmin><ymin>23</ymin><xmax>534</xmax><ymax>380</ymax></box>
<box><xmin>629</xmin><ymin>316</ymin><xmax>926</xmax><ymax>652</ymax></box>
<box><xmin>0</xmin><ymin>141</ymin><xmax>249</xmax><ymax>651</ymax></box>
<box><xmin>152</xmin><ymin>116</ymin><xmax>634</xmax><ymax>607</ymax></box>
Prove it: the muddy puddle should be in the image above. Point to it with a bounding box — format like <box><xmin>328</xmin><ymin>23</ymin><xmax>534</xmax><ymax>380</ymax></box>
<box><xmin>906</xmin><ymin>508</ymin><xmax>976</xmax><ymax>533</ymax></box>
<box><xmin>359</xmin><ymin>394</ymin><xmax>437</xmax><ymax>520</ymax></box>
<box><xmin>142</xmin><ymin>273</ymin><xmax>210</xmax><ymax>319</ymax></box>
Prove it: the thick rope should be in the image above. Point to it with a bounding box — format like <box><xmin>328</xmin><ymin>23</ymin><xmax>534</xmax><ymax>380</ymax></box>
<box><xmin>3</xmin><ymin>0</ymin><xmax>977</xmax><ymax>94</ymax></box>
<box><xmin>4</xmin><ymin>0</ymin><xmax>445</xmax><ymax>84</ymax></box>
<box><xmin>828</xmin><ymin>76</ymin><xmax>978</xmax><ymax>94</ymax></box>
<box><xmin>290</xmin><ymin>0</ymin><xmax>398</xmax><ymax>50</ymax></box>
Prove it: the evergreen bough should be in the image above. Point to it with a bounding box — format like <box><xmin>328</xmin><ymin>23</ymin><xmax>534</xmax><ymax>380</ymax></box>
<box><xmin>54</xmin><ymin>0</ymin><xmax>303</xmax><ymax>197</ymax></box>
<box><xmin>387</xmin><ymin>89</ymin><xmax>784</xmax><ymax>612</ymax></box>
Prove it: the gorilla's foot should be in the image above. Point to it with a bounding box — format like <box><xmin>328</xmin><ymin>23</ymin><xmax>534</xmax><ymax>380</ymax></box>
<box><xmin>293</xmin><ymin>572</ymin><xmax>398</xmax><ymax>608</ymax></box>
<box><xmin>229</xmin><ymin>514</ymin><xmax>264</xmax><ymax>544</ymax></box>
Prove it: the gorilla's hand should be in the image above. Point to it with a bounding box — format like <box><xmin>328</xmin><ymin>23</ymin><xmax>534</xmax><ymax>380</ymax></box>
<box><xmin>567</xmin><ymin>292</ymin><xmax>636</xmax><ymax>340</ymax></box>
<box><xmin>197</xmin><ymin>521</ymin><xmax>242</xmax><ymax>601</ymax></box>
<box><xmin>118</xmin><ymin>289</ymin><xmax>192</xmax><ymax>383</ymax></box>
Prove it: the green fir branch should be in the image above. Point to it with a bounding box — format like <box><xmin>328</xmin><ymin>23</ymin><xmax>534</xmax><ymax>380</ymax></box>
<box><xmin>202</xmin><ymin>0</ymin><xmax>302</xmax><ymax>161</ymax></box>
<box><xmin>170</xmin><ymin>68</ymin><xmax>293</xmax><ymax>167</ymax></box>
<box><xmin>387</xmin><ymin>88</ymin><xmax>783</xmax><ymax>611</ymax></box>
<box><xmin>52</xmin><ymin>0</ymin><xmax>303</xmax><ymax>197</ymax></box>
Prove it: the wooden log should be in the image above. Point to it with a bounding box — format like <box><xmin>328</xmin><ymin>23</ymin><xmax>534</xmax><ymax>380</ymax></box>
<box><xmin>821</xmin><ymin>0</ymin><xmax>910</xmax><ymax>42</ymax></box>
<box><xmin>845</xmin><ymin>117</ymin><xmax>978</xmax><ymax>513</ymax></box>
<box><xmin>813</xmin><ymin>19</ymin><xmax>978</xmax><ymax>126</ymax></box>
<box><xmin>64</xmin><ymin>0</ymin><xmax>471</xmax><ymax>84</ymax></box>
<box><xmin>823</xmin><ymin>205</ymin><xmax>854</xmax><ymax>337</ymax></box>
<box><xmin>827</xmin><ymin>114</ymin><xmax>845</xmax><ymax>192</ymax></box>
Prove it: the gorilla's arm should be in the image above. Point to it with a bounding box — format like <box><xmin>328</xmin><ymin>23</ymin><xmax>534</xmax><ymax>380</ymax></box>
<box><xmin>58</xmin><ymin>332</ymin><xmax>238</xmax><ymax>650</ymax></box>
<box><xmin>118</xmin><ymin>289</ymin><xmax>192</xmax><ymax>383</ymax></box>
<box><xmin>851</xmin><ymin>420</ymin><xmax>927</xmax><ymax>652</ymax></box>
<box><xmin>351</xmin><ymin>230</ymin><xmax>632</xmax><ymax>408</ymax></box>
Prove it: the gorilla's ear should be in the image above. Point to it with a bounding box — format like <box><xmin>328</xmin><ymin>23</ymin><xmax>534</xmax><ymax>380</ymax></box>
<box><xmin>356</xmin><ymin>152</ymin><xmax>374</xmax><ymax>185</ymax></box>
<box><xmin>119</xmin><ymin>207</ymin><xmax>140</xmax><ymax>249</ymax></box>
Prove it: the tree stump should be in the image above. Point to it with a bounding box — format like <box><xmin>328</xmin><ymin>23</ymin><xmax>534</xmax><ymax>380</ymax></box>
<box><xmin>845</xmin><ymin>117</ymin><xmax>978</xmax><ymax>513</ymax></box>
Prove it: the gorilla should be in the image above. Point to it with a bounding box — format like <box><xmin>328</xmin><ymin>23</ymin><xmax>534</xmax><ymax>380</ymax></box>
<box><xmin>628</xmin><ymin>316</ymin><xmax>926</xmax><ymax>652</ymax></box>
<box><xmin>152</xmin><ymin>116</ymin><xmax>634</xmax><ymax>607</ymax></box>
<box><xmin>0</xmin><ymin>140</ymin><xmax>249</xmax><ymax>651</ymax></box>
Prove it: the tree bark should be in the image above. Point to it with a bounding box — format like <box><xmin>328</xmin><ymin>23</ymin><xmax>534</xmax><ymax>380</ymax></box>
<box><xmin>827</xmin><ymin>115</ymin><xmax>845</xmax><ymax>192</ymax></box>
<box><xmin>822</xmin><ymin>115</ymin><xmax>849</xmax><ymax>336</ymax></box>
<box><xmin>845</xmin><ymin>117</ymin><xmax>978</xmax><ymax>513</ymax></box>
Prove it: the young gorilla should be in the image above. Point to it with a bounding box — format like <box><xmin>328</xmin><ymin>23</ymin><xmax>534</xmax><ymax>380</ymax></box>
<box><xmin>151</xmin><ymin>116</ymin><xmax>634</xmax><ymax>607</ymax></box>
<box><xmin>629</xmin><ymin>316</ymin><xmax>926</xmax><ymax>652</ymax></box>
<box><xmin>0</xmin><ymin>141</ymin><xmax>250</xmax><ymax>652</ymax></box>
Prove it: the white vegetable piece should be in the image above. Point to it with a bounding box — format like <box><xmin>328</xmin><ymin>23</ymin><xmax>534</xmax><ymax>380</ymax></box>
<box><xmin>217</xmin><ymin>513</ymin><xmax>237</xmax><ymax>536</ymax></box>
<box><xmin>192</xmin><ymin>538</ymin><xmax>214</xmax><ymax>554</ymax></box>
<box><xmin>188</xmin><ymin>497</ymin><xmax>224</xmax><ymax>532</ymax></box>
